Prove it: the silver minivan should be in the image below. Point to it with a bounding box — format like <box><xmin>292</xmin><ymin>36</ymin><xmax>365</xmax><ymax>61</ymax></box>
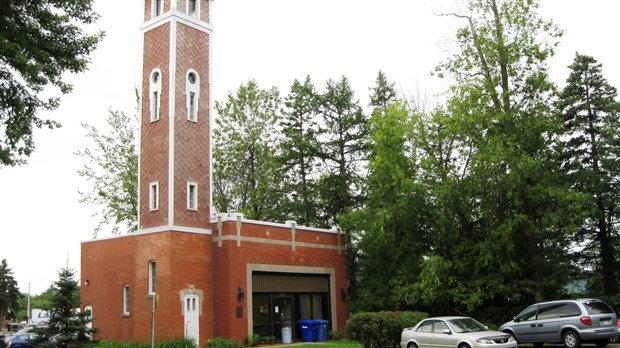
<box><xmin>499</xmin><ymin>299</ymin><xmax>618</xmax><ymax>348</ymax></box>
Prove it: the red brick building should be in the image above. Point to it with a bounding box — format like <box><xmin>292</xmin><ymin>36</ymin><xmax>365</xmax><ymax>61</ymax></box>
<box><xmin>80</xmin><ymin>1</ymin><xmax>348</xmax><ymax>346</ymax></box>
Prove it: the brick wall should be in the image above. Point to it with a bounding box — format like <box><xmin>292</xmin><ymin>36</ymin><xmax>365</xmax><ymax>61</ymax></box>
<box><xmin>140</xmin><ymin>23</ymin><xmax>171</xmax><ymax>229</ymax></box>
<box><xmin>81</xmin><ymin>231</ymin><xmax>213</xmax><ymax>345</ymax></box>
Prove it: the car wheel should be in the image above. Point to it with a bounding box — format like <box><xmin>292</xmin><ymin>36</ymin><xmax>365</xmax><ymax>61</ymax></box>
<box><xmin>563</xmin><ymin>330</ymin><xmax>581</xmax><ymax>348</ymax></box>
<box><xmin>596</xmin><ymin>339</ymin><xmax>609</xmax><ymax>347</ymax></box>
<box><xmin>609</xmin><ymin>336</ymin><xmax>619</xmax><ymax>344</ymax></box>
<box><xmin>407</xmin><ymin>343</ymin><xmax>418</xmax><ymax>348</ymax></box>
<box><xmin>458</xmin><ymin>344</ymin><xmax>471</xmax><ymax>348</ymax></box>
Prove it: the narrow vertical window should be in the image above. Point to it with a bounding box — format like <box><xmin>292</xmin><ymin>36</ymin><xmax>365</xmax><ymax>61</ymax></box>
<box><xmin>122</xmin><ymin>285</ymin><xmax>130</xmax><ymax>315</ymax></box>
<box><xmin>188</xmin><ymin>0</ymin><xmax>198</xmax><ymax>17</ymax></box>
<box><xmin>153</xmin><ymin>0</ymin><xmax>163</xmax><ymax>17</ymax></box>
<box><xmin>148</xmin><ymin>261</ymin><xmax>156</xmax><ymax>295</ymax></box>
<box><xmin>186</xmin><ymin>70</ymin><xmax>199</xmax><ymax>122</ymax></box>
<box><xmin>150</xmin><ymin>69</ymin><xmax>162</xmax><ymax>122</ymax></box>
<box><xmin>187</xmin><ymin>182</ymin><xmax>198</xmax><ymax>211</ymax></box>
<box><xmin>149</xmin><ymin>182</ymin><xmax>159</xmax><ymax>211</ymax></box>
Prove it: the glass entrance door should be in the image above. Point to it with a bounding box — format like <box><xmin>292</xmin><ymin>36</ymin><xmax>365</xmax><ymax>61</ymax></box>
<box><xmin>272</xmin><ymin>295</ymin><xmax>293</xmax><ymax>341</ymax></box>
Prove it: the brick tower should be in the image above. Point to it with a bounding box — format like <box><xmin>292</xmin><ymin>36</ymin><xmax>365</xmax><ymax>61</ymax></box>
<box><xmin>140</xmin><ymin>0</ymin><xmax>212</xmax><ymax>233</ymax></box>
<box><xmin>81</xmin><ymin>2</ymin><xmax>348</xmax><ymax>345</ymax></box>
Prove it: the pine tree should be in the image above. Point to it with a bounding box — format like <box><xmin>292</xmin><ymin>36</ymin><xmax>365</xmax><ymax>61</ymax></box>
<box><xmin>34</xmin><ymin>268</ymin><xmax>96</xmax><ymax>348</ymax></box>
<box><xmin>368</xmin><ymin>70</ymin><xmax>398</xmax><ymax>117</ymax></box>
<box><xmin>0</xmin><ymin>259</ymin><xmax>20</xmax><ymax>325</ymax></box>
<box><xmin>317</xmin><ymin>76</ymin><xmax>368</xmax><ymax>225</ymax></box>
<box><xmin>557</xmin><ymin>53</ymin><xmax>620</xmax><ymax>294</ymax></box>
<box><xmin>279</xmin><ymin>76</ymin><xmax>322</xmax><ymax>226</ymax></box>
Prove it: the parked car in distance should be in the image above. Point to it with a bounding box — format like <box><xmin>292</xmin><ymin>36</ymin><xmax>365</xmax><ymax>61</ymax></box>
<box><xmin>499</xmin><ymin>299</ymin><xmax>618</xmax><ymax>348</ymax></box>
<box><xmin>6</xmin><ymin>333</ymin><xmax>36</xmax><ymax>348</ymax></box>
<box><xmin>401</xmin><ymin>316</ymin><xmax>517</xmax><ymax>348</ymax></box>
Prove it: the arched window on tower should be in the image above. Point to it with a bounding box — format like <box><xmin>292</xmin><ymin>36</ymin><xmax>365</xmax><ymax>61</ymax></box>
<box><xmin>186</xmin><ymin>70</ymin><xmax>200</xmax><ymax>122</ymax></box>
<box><xmin>187</xmin><ymin>0</ymin><xmax>199</xmax><ymax>18</ymax></box>
<box><xmin>150</xmin><ymin>69</ymin><xmax>162</xmax><ymax>122</ymax></box>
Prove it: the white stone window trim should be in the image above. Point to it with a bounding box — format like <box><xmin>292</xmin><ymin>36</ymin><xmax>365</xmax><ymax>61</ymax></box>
<box><xmin>122</xmin><ymin>285</ymin><xmax>130</xmax><ymax>316</ymax></box>
<box><xmin>186</xmin><ymin>69</ymin><xmax>200</xmax><ymax>122</ymax></box>
<box><xmin>148</xmin><ymin>260</ymin><xmax>157</xmax><ymax>295</ymax></box>
<box><xmin>149</xmin><ymin>181</ymin><xmax>159</xmax><ymax>211</ymax></box>
<box><xmin>150</xmin><ymin>68</ymin><xmax>163</xmax><ymax>122</ymax></box>
<box><xmin>187</xmin><ymin>181</ymin><xmax>198</xmax><ymax>211</ymax></box>
<box><xmin>152</xmin><ymin>0</ymin><xmax>163</xmax><ymax>18</ymax></box>
<box><xmin>187</xmin><ymin>0</ymin><xmax>200</xmax><ymax>19</ymax></box>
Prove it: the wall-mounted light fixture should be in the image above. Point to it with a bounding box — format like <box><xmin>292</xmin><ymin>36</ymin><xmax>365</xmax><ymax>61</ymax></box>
<box><xmin>85</xmin><ymin>280</ymin><xmax>90</xmax><ymax>286</ymax></box>
<box><xmin>238</xmin><ymin>287</ymin><xmax>245</xmax><ymax>301</ymax></box>
<box><xmin>341</xmin><ymin>288</ymin><xmax>347</xmax><ymax>301</ymax></box>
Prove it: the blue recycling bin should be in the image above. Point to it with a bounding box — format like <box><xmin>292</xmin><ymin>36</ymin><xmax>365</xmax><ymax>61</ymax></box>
<box><xmin>299</xmin><ymin>320</ymin><xmax>319</xmax><ymax>342</ymax></box>
<box><xmin>316</xmin><ymin>320</ymin><xmax>329</xmax><ymax>342</ymax></box>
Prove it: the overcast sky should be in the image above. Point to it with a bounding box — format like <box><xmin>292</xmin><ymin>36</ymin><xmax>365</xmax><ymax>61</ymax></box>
<box><xmin>0</xmin><ymin>0</ymin><xmax>618</xmax><ymax>297</ymax></box>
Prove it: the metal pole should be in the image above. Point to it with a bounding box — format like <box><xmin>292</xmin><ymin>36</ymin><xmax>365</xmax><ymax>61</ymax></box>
<box><xmin>151</xmin><ymin>294</ymin><xmax>155</xmax><ymax>348</ymax></box>
<box><xmin>26</xmin><ymin>283</ymin><xmax>30</xmax><ymax>324</ymax></box>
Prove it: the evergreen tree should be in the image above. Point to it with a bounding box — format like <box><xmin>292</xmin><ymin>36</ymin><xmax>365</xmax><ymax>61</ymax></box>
<box><xmin>0</xmin><ymin>259</ymin><xmax>20</xmax><ymax>325</ymax></box>
<box><xmin>34</xmin><ymin>268</ymin><xmax>96</xmax><ymax>348</ymax></box>
<box><xmin>368</xmin><ymin>70</ymin><xmax>398</xmax><ymax>117</ymax></box>
<box><xmin>557</xmin><ymin>53</ymin><xmax>620</xmax><ymax>295</ymax></box>
<box><xmin>317</xmin><ymin>76</ymin><xmax>368</xmax><ymax>225</ymax></box>
<box><xmin>279</xmin><ymin>76</ymin><xmax>322</xmax><ymax>227</ymax></box>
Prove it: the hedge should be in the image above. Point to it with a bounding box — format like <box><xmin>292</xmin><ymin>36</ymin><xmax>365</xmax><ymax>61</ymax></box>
<box><xmin>346</xmin><ymin>311</ymin><xmax>427</xmax><ymax>348</ymax></box>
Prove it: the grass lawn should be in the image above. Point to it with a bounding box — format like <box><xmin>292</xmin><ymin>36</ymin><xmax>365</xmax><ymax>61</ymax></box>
<box><xmin>287</xmin><ymin>341</ymin><xmax>362</xmax><ymax>348</ymax></box>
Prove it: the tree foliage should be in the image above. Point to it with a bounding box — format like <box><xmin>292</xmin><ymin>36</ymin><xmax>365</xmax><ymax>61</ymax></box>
<box><xmin>557</xmin><ymin>53</ymin><xmax>620</xmax><ymax>294</ymax></box>
<box><xmin>317</xmin><ymin>76</ymin><xmax>368</xmax><ymax>225</ymax></box>
<box><xmin>213</xmin><ymin>80</ymin><xmax>284</xmax><ymax>221</ymax></box>
<box><xmin>420</xmin><ymin>0</ymin><xmax>580</xmax><ymax>310</ymax></box>
<box><xmin>0</xmin><ymin>0</ymin><xmax>104</xmax><ymax>166</ymax></box>
<box><xmin>279</xmin><ymin>75</ymin><xmax>322</xmax><ymax>226</ymax></box>
<box><xmin>75</xmin><ymin>92</ymin><xmax>139</xmax><ymax>237</ymax></box>
<box><xmin>34</xmin><ymin>268</ymin><xmax>96</xmax><ymax>348</ymax></box>
<box><xmin>0</xmin><ymin>259</ymin><xmax>20</xmax><ymax>324</ymax></box>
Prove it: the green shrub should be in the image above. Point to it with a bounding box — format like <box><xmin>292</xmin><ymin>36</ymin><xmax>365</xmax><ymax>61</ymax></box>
<box><xmin>244</xmin><ymin>333</ymin><xmax>260</xmax><ymax>347</ymax></box>
<box><xmin>259</xmin><ymin>336</ymin><xmax>275</xmax><ymax>345</ymax></box>
<box><xmin>97</xmin><ymin>339</ymin><xmax>194</xmax><ymax>348</ymax></box>
<box><xmin>95</xmin><ymin>341</ymin><xmax>150</xmax><ymax>348</ymax></box>
<box><xmin>346</xmin><ymin>311</ymin><xmax>427</xmax><ymax>348</ymax></box>
<box><xmin>328</xmin><ymin>330</ymin><xmax>343</xmax><ymax>340</ymax></box>
<box><xmin>205</xmin><ymin>337</ymin><xmax>244</xmax><ymax>348</ymax></box>
<box><xmin>159</xmin><ymin>338</ymin><xmax>196</xmax><ymax>348</ymax></box>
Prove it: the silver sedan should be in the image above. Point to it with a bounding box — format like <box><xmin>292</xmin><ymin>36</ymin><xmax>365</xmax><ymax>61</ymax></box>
<box><xmin>401</xmin><ymin>316</ymin><xmax>517</xmax><ymax>348</ymax></box>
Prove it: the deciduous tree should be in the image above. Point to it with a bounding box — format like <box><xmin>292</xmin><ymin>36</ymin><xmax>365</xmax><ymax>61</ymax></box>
<box><xmin>213</xmin><ymin>80</ymin><xmax>285</xmax><ymax>221</ymax></box>
<box><xmin>426</xmin><ymin>0</ymin><xmax>580</xmax><ymax>309</ymax></box>
<box><xmin>75</xmin><ymin>92</ymin><xmax>139</xmax><ymax>237</ymax></box>
<box><xmin>0</xmin><ymin>0</ymin><xmax>104</xmax><ymax>166</ymax></box>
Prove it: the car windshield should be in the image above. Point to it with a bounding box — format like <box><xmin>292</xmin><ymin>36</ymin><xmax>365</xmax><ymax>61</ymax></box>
<box><xmin>448</xmin><ymin>318</ymin><xmax>489</xmax><ymax>333</ymax></box>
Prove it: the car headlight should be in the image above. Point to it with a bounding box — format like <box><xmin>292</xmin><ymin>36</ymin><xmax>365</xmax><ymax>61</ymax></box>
<box><xmin>508</xmin><ymin>336</ymin><xmax>515</xmax><ymax>343</ymax></box>
<box><xmin>476</xmin><ymin>338</ymin><xmax>494</xmax><ymax>344</ymax></box>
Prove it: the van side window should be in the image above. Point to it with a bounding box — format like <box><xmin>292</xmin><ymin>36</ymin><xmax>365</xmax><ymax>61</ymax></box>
<box><xmin>561</xmin><ymin>303</ymin><xmax>581</xmax><ymax>317</ymax></box>
<box><xmin>538</xmin><ymin>303</ymin><xmax>565</xmax><ymax>320</ymax></box>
